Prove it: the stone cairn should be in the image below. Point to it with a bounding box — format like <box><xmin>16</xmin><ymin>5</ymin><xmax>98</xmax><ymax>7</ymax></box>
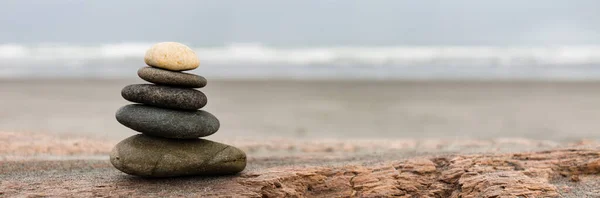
<box><xmin>110</xmin><ymin>42</ymin><xmax>246</xmax><ymax>177</ymax></box>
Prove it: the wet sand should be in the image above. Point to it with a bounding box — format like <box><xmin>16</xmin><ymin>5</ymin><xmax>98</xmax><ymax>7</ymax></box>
<box><xmin>1</xmin><ymin>79</ymin><xmax>600</xmax><ymax>141</ymax></box>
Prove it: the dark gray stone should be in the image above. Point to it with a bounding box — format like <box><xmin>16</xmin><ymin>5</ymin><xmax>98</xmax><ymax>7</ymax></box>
<box><xmin>121</xmin><ymin>84</ymin><xmax>207</xmax><ymax>110</ymax></box>
<box><xmin>116</xmin><ymin>104</ymin><xmax>220</xmax><ymax>139</ymax></box>
<box><xmin>138</xmin><ymin>66</ymin><xmax>207</xmax><ymax>88</ymax></box>
<box><xmin>110</xmin><ymin>134</ymin><xmax>246</xmax><ymax>177</ymax></box>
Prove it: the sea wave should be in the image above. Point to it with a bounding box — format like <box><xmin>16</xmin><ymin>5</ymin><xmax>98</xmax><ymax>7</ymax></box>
<box><xmin>2</xmin><ymin>43</ymin><xmax>600</xmax><ymax>66</ymax></box>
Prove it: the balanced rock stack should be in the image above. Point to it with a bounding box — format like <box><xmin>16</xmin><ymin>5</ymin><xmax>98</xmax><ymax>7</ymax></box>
<box><xmin>110</xmin><ymin>42</ymin><xmax>246</xmax><ymax>177</ymax></box>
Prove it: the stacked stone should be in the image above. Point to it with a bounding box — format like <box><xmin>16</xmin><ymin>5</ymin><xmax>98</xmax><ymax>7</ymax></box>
<box><xmin>110</xmin><ymin>42</ymin><xmax>246</xmax><ymax>177</ymax></box>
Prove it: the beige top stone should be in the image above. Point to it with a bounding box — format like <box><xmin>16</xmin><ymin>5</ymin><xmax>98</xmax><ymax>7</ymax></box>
<box><xmin>144</xmin><ymin>42</ymin><xmax>200</xmax><ymax>71</ymax></box>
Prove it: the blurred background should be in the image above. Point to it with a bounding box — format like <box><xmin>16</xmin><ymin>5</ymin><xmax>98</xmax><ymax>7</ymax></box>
<box><xmin>1</xmin><ymin>0</ymin><xmax>600</xmax><ymax>142</ymax></box>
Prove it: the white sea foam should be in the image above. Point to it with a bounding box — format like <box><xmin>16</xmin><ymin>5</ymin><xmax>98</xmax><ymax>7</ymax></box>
<box><xmin>2</xmin><ymin>43</ymin><xmax>600</xmax><ymax>66</ymax></box>
<box><xmin>3</xmin><ymin>43</ymin><xmax>600</xmax><ymax>79</ymax></box>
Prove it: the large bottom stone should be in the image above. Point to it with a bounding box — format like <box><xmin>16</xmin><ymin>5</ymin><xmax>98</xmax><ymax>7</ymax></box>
<box><xmin>110</xmin><ymin>134</ymin><xmax>246</xmax><ymax>177</ymax></box>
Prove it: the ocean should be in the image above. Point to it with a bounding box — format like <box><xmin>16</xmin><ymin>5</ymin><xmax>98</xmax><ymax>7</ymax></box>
<box><xmin>2</xmin><ymin>43</ymin><xmax>600</xmax><ymax>80</ymax></box>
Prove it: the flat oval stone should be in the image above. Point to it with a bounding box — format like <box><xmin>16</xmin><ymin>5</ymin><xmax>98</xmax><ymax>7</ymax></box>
<box><xmin>144</xmin><ymin>42</ymin><xmax>200</xmax><ymax>71</ymax></box>
<box><xmin>116</xmin><ymin>104</ymin><xmax>219</xmax><ymax>139</ymax></box>
<box><xmin>138</xmin><ymin>67</ymin><xmax>207</xmax><ymax>88</ymax></box>
<box><xmin>110</xmin><ymin>134</ymin><xmax>246</xmax><ymax>177</ymax></box>
<box><xmin>121</xmin><ymin>84</ymin><xmax>207</xmax><ymax>110</ymax></box>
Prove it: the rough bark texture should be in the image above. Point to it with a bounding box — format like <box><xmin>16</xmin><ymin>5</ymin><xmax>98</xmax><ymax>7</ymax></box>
<box><xmin>2</xmin><ymin>131</ymin><xmax>600</xmax><ymax>197</ymax></box>
<box><xmin>2</xmin><ymin>148</ymin><xmax>599</xmax><ymax>197</ymax></box>
<box><xmin>235</xmin><ymin>149</ymin><xmax>599</xmax><ymax>197</ymax></box>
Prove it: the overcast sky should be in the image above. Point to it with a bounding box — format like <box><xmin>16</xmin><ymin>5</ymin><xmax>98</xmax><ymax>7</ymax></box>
<box><xmin>0</xmin><ymin>0</ymin><xmax>598</xmax><ymax>45</ymax></box>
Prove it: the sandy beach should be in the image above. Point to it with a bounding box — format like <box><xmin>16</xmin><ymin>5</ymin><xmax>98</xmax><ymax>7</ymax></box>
<box><xmin>2</xmin><ymin>79</ymin><xmax>600</xmax><ymax>141</ymax></box>
<box><xmin>2</xmin><ymin>79</ymin><xmax>600</xmax><ymax>197</ymax></box>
